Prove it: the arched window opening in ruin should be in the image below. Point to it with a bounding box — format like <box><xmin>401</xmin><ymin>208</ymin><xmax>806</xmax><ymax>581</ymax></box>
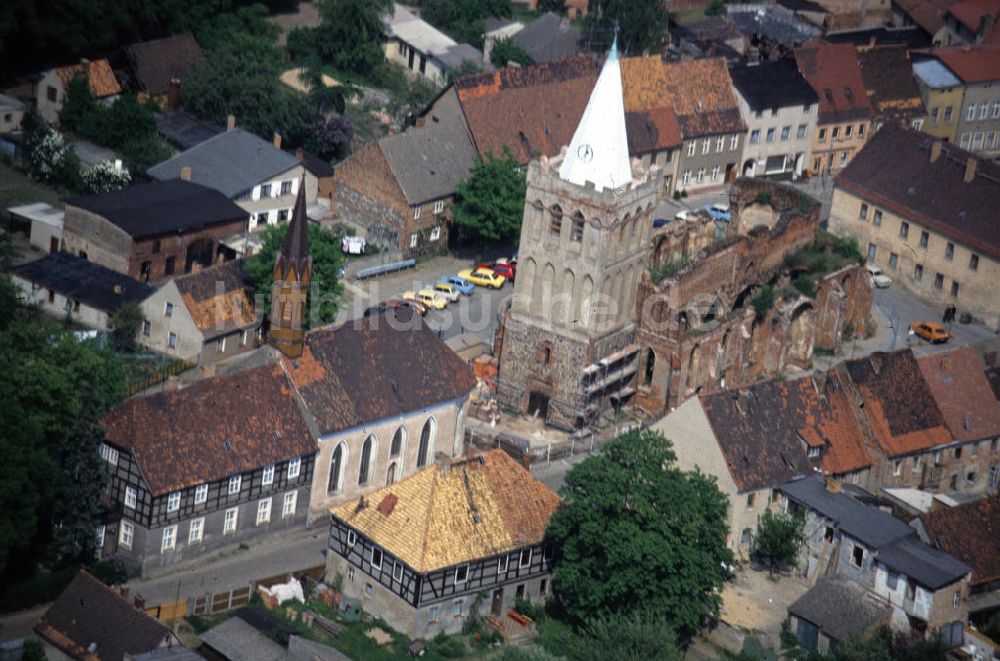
<box><xmin>644</xmin><ymin>350</ymin><xmax>656</xmax><ymax>386</ymax></box>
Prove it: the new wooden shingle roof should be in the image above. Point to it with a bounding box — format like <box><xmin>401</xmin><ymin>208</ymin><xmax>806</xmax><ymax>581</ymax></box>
<box><xmin>172</xmin><ymin>261</ymin><xmax>256</xmax><ymax>340</ymax></box>
<box><xmin>124</xmin><ymin>33</ymin><xmax>206</xmax><ymax>96</ymax></box>
<box><xmin>916</xmin><ymin>346</ymin><xmax>1000</xmax><ymax>443</ymax></box>
<box><xmin>54</xmin><ymin>59</ymin><xmax>121</xmax><ymax>98</ymax></box>
<box><xmin>331</xmin><ymin>450</ymin><xmax>561</xmax><ymax>572</ymax></box>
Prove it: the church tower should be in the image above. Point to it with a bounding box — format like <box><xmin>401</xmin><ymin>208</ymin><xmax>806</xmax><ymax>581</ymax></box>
<box><xmin>497</xmin><ymin>38</ymin><xmax>661</xmax><ymax>430</ymax></box>
<box><xmin>268</xmin><ymin>179</ymin><xmax>311</xmax><ymax>359</ymax></box>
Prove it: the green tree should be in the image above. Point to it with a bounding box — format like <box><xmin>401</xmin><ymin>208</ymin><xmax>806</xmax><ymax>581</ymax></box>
<box><xmin>21</xmin><ymin>638</ymin><xmax>46</xmax><ymax>661</ymax></box>
<box><xmin>453</xmin><ymin>147</ymin><xmax>527</xmax><ymax>244</ymax></box>
<box><xmin>109</xmin><ymin>302</ymin><xmax>146</xmax><ymax>352</ymax></box>
<box><xmin>243</xmin><ymin>222</ymin><xmax>344</xmax><ymax>325</ymax></box>
<box><xmin>314</xmin><ymin>0</ymin><xmax>393</xmax><ymax>76</ymax></box>
<box><xmin>586</xmin><ymin>0</ymin><xmax>670</xmax><ymax>55</ymax></box>
<box><xmin>538</xmin><ymin>0</ymin><xmax>567</xmax><ymax>12</ymax></box>
<box><xmin>754</xmin><ymin>508</ymin><xmax>805</xmax><ymax>574</ymax></box>
<box><xmin>546</xmin><ymin>429</ymin><xmax>733</xmax><ymax>636</ymax></box>
<box><xmin>490</xmin><ymin>36</ymin><xmax>534</xmax><ymax>68</ymax></box>
<box><xmin>445</xmin><ymin>58</ymin><xmax>483</xmax><ymax>84</ymax></box>
<box><xmin>423</xmin><ymin>0</ymin><xmax>513</xmax><ymax>48</ymax></box>
<box><xmin>564</xmin><ymin>614</ymin><xmax>682</xmax><ymax>661</ymax></box>
<box><xmin>58</xmin><ymin>71</ymin><xmax>97</xmax><ymax>132</ymax></box>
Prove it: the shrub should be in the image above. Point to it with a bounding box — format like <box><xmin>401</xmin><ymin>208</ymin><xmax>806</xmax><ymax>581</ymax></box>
<box><xmin>649</xmin><ymin>257</ymin><xmax>688</xmax><ymax>283</ymax></box>
<box><xmin>680</xmin><ymin>189</ymin><xmax>688</xmax><ymax>198</ymax></box>
<box><xmin>514</xmin><ymin>596</ymin><xmax>546</xmax><ymax>621</ymax></box>
<box><xmin>751</xmin><ymin>285</ymin><xmax>774</xmax><ymax>318</ymax></box>
<box><xmin>429</xmin><ymin>632</ymin><xmax>466</xmax><ymax>658</ymax></box>
<box><xmin>81</xmin><ymin>160</ymin><xmax>131</xmax><ymax>194</ymax></box>
<box><xmin>797</xmin><ymin>195</ymin><xmax>811</xmax><ymax>214</ymax></box>
<box><xmin>673</xmin><ymin>190</ymin><xmax>681</xmax><ymax>200</ymax></box>
<box><xmin>792</xmin><ymin>275</ymin><xmax>816</xmax><ymax>298</ymax></box>
<box><xmin>755</xmin><ymin>189</ymin><xmax>773</xmax><ymax>204</ymax></box>
<box><xmin>31</xmin><ymin>129</ymin><xmax>81</xmax><ymax>189</ymax></box>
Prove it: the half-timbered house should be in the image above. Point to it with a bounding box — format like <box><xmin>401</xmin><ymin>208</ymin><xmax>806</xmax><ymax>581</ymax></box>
<box><xmin>100</xmin><ymin>361</ymin><xmax>316</xmax><ymax>574</ymax></box>
<box><xmin>325</xmin><ymin>450</ymin><xmax>561</xmax><ymax>639</ymax></box>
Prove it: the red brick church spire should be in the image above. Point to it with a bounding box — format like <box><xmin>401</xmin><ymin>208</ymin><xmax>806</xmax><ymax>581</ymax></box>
<box><xmin>268</xmin><ymin>179</ymin><xmax>311</xmax><ymax>358</ymax></box>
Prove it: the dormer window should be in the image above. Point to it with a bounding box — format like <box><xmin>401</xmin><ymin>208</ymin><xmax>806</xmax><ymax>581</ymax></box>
<box><xmin>807</xmin><ymin>446</ymin><xmax>821</xmax><ymax>459</ymax></box>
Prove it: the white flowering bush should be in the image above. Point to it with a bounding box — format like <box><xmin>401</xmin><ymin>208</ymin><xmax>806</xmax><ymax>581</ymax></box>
<box><xmin>30</xmin><ymin>129</ymin><xmax>76</xmax><ymax>184</ymax></box>
<box><xmin>82</xmin><ymin>160</ymin><xmax>131</xmax><ymax>193</ymax></box>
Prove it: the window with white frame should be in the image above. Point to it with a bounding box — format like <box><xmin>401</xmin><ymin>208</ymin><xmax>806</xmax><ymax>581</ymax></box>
<box><xmin>696</xmin><ymin>168</ymin><xmax>705</xmax><ymax>183</ymax></box>
<box><xmin>498</xmin><ymin>555</ymin><xmax>509</xmax><ymax>574</ymax></box>
<box><xmin>228</xmin><ymin>474</ymin><xmax>241</xmax><ymax>495</ymax></box>
<box><xmin>702</xmin><ymin>138</ymin><xmax>710</xmax><ymax>154</ymax></box>
<box><xmin>120</xmin><ymin>521</ymin><xmax>134</xmax><ymax>549</ymax></box>
<box><xmin>256</xmin><ymin>498</ymin><xmax>271</xmax><ymax>525</ymax></box>
<box><xmin>716</xmin><ymin>136</ymin><xmax>724</xmax><ymax>152</ymax></box>
<box><xmin>168</xmin><ymin>332</ymin><xmax>177</xmax><ymax>348</ymax></box>
<box><xmin>347</xmin><ymin>530</ymin><xmax>357</xmax><ymax>546</ymax></box>
<box><xmin>287</xmin><ymin>456</ymin><xmax>301</xmax><ymax>479</ymax></box>
<box><xmin>682</xmin><ymin>170</ymin><xmax>691</xmax><ymax>186</ymax></box>
<box><xmin>912</xmin><ymin>456</ymin><xmax>921</xmax><ymax>472</ymax></box>
<box><xmin>750</xmin><ymin>129</ymin><xmax>760</xmax><ymax>144</ymax></box>
<box><xmin>223</xmin><ymin>507</ymin><xmax>238</xmax><ymax>534</ymax></box>
<box><xmin>993</xmin><ymin>101</ymin><xmax>1000</xmax><ymax>118</ymax></box>
<box><xmin>433</xmin><ymin>200</ymin><xmax>444</xmax><ymax>214</ymax></box>
<box><xmin>281</xmin><ymin>180</ymin><xmax>292</xmax><ymax>195</ymax></box>
<box><xmin>262</xmin><ymin>464</ymin><xmax>275</xmax><ymax>486</ymax></box>
<box><xmin>282</xmin><ymin>491</ymin><xmax>297</xmax><ymax>518</ymax></box>
<box><xmin>455</xmin><ymin>565</ymin><xmax>469</xmax><ymax>583</ymax></box>
<box><xmin>162</xmin><ymin>526</ymin><xmax>176</xmax><ymax>552</ymax></box>
<box><xmin>429</xmin><ymin>226</ymin><xmax>441</xmax><ymax>242</ymax></box>
<box><xmin>189</xmin><ymin>517</ymin><xmax>204</xmax><ymax>543</ymax></box>
<box><xmin>371</xmin><ymin>547</ymin><xmax>383</xmax><ymax>570</ymax></box>
<box><xmin>797</xmin><ymin>124</ymin><xmax>807</xmax><ymax>139</ymax></box>
<box><xmin>520</xmin><ymin>548</ymin><xmax>532</xmax><ymax>567</ymax></box>
<box><xmin>687</xmin><ymin>141</ymin><xmax>695</xmax><ymax>156</ymax></box>
<box><xmin>95</xmin><ymin>525</ymin><xmax>105</xmax><ymax>550</ymax></box>
<box><xmin>894</xmin><ymin>460</ymin><xmax>902</xmax><ymax>476</ymax></box>
<box><xmin>781</xmin><ymin>126</ymin><xmax>791</xmax><ymax>141</ymax></box>
<box><xmin>452</xmin><ymin>599</ymin><xmax>463</xmax><ymax>617</ymax></box>
<box><xmin>953</xmin><ymin>591</ymin><xmax>961</xmax><ymax>607</ymax></box>
<box><xmin>730</xmin><ymin>135</ymin><xmax>739</xmax><ymax>150</ymax></box>
<box><xmin>125</xmin><ymin>486</ymin><xmax>137</xmax><ymax>509</ymax></box>
<box><xmin>967</xmin><ymin>104</ymin><xmax>976</xmax><ymax>120</ymax></box>
<box><xmin>410</xmin><ymin>233</ymin><xmax>418</xmax><ymax>248</ymax></box>
<box><xmin>167</xmin><ymin>491</ymin><xmax>180</xmax><ymax>512</ymax></box>
<box><xmin>164</xmin><ymin>302</ymin><xmax>173</xmax><ymax>317</ymax></box>
<box><xmin>428</xmin><ymin>606</ymin><xmax>439</xmax><ymax>622</ymax></box>
<box><xmin>960</xmin><ymin>133</ymin><xmax>972</xmax><ymax>149</ymax></box>
<box><xmin>980</xmin><ymin>103</ymin><xmax>989</xmax><ymax>120</ymax></box>
<box><xmin>261</xmin><ymin>183</ymin><xmax>272</xmax><ymax>198</ymax></box>
<box><xmin>412</xmin><ymin>206</ymin><xmax>421</xmax><ymax>220</ymax></box>
<box><xmin>393</xmin><ymin>562</ymin><xmax>403</xmax><ymax>581</ymax></box>
<box><xmin>100</xmin><ymin>443</ymin><xmax>119</xmax><ymax>466</ymax></box>
<box><xmin>711</xmin><ymin>165</ymin><xmax>720</xmax><ymax>180</ymax></box>
<box><xmin>194</xmin><ymin>484</ymin><xmax>208</xmax><ymax>504</ymax></box>
<box><xmin>766</xmin><ymin>128</ymin><xmax>776</xmax><ymax>142</ymax></box>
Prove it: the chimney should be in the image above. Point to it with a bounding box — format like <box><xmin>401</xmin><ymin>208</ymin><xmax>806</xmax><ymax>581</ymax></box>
<box><xmin>180</xmin><ymin>166</ymin><xmax>192</xmax><ymax>181</ymax></box>
<box><xmin>273</xmin><ymin>133</ymin><xmax>282</xmax><ymax>150</ymax></box>
<box><xmin>930</xmin><ymin>140</ymin><xmax>942</xmax><ymax>162</ymax></box>
<box><xmin>295</xmin><ymin>147</ymin><xmax>304</xmax><ymax>161</ymax></box>
<box><xmin>825</xmin><ymin>478</ymin><xmax>843</xmax><ymax>494</ymax></box>
<box><xmin>226</xmin><ymin>114</ymin><xmax>235</xmax><ymax>131</ymax></box>
<box><xmin>167</xmin><ymin>77</ymin><xmax>181</xmax><ymax>110</ymax></box>
<box><xmin>964</xmin><ymin>157</ymin><xmax>977</xmax><ymax>183</ymax></box>
<box><xmin>113</xmin><ymin>284</ymin><xmax>123</xmax><ymax>295</ymax></box>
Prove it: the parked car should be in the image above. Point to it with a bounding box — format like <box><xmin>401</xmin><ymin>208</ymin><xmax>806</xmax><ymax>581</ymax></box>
<box><xmin>866</xmin><ymin>265</ymin><xmax>892</xmax><ymax>288</ymax></box>
<box><xmin>489</xmin><ymin>262</ymin><xmax>516</xmax><ymax>282</ymax></box>
<box><xmin>703</xmin><ymin>203</ymin><xmax>731</xmax><ymax>221</ymax></box>
<box><xmin>387</xmin><ymin>298</ymin><xmax>427</xmax><ymax>316</ymax></box>
<box><xmin>674</xmin><ymin>209</ymin><xmax>691</xmax><ymax>221</ymax></box>
<box><xmin>458</xmin><ymin>267</ymin><xmax>506</xmax><ymax>289</ymax></box>
<box><xmin>440</xmin><ymin>275</ymin><xmax>475</xmax><ymax>295</ymax></box>
<box><xmin>403</xmin><ymin>289</ymin><xmax>447</xmax><ymax>310</ymax></box>
<box><xmin>432</xmin><ymin>281</ymin><xmax>461</xmax><ymax>302</ymax></box>
<box><xmin>910</xmin><ymin>321</ymin><xmax>950</xmax><ymax>343</ymax></box>
<box><xmin>653</xmin><ymin>218</ymin><xmax>670</xmax><ymax>228</ymax></box>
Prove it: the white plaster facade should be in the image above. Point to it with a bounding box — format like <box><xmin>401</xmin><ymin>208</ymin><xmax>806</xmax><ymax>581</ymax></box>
<box><xmin>735</xmin><ymin>93</ymin><xmax>818</xmax><ymax>177</ymax></box>
<box><xmin>13</xmin><ymin>274</ymin><xmax>112</xmax><ymax>330</ymax></box>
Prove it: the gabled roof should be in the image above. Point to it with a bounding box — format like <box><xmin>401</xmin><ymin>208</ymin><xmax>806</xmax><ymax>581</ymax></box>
<box><xmin>172</xmin><ymin>261</ymin><xmax>256</xmax><ymax>339</ymax></box>
<box><xmin>511</xmin><ymin>12</ymin><xmax>583</xmax><ymax>64</ymax></box>
<box><xmin>727</xmin><ymin>4</ymin><xmax>822</xmax><ymax>48</ymax></box>
<box><xmin>200</xmin><ymin>617</ymin><xmax>285</xmax><ymax>661</ymax></box>
<box><xmin>65</xmin><ymin>179</ymin><xmax>247</xmax><ymax>239</ymax></box>
<box><xmin>947</xmin><ymin>0</ymin><xmax>1000</xmax><ymax>33</ymax></box>
<box><xmin>155</xmin><ymin>110</ymin><xmax>224</xmax><ymax>150</ymax></box>
<box><xmin>386</xmin><ymin>4</ymin><xmax>483</xmax><ymax>67</ymax></box>
<box><xmin>824</xmin><ymin>26</ymin><xmax>931</xmax><ymax>49</ymax></box>
<box><xmin>53</xmin><ymin>59</ymin><xmax>121</xmax><ymax>98</ymax></box>
<box><xmin>619</xmin><ymin>56</ymin><xmax>684</xmax><ymax>153</ymax></box>
<box><xmin>838</xmin><ymin>349</ymin><xmax>952</xmax><ymax>457</ymax></box>
<box><xmin>102</xmin><ymin>361</ymin><xmax>316</xmax><ymax>495</ymax></box>
<box><xmin>916</xmin><ymin>346</ymin><xmax>1000</xmax><ymax>442</ymax></box>
<box><xmin>659</xmin><ymin>57</ymin><xmax>746</xmax><ymax>137</ymax></box>
<box><xmin>283</xmin><ymin>310</ymin><xmax>477</xmax><ymax>435</ymax></box>
<box><xmin>912</xmin><ymin>58</ymin><xmax>962</xmax><ymax>88</ymax></box>
<box><xmin>729</xmin><ymin>59</ymin><xmax>819</xmax><ymax>112</ymax></box>
<box><xmin>794</xmin><ymin>43</ymin><xmax>873</xmax><ymax>123</ymax></box>
<box><xmin>920</xmin><ymin>496</ymin><xmax>1000</xmax><ymax>586</ymax></box>
<box><xmin>124</xmin><ymin>33</ymin><xmax>206</xmax><ymax>95</ymax></box>
<box><xmin>835</xmin><ymin>124</ymin><xmax>1000</xmax><ymax>260</ymax></box>
<box><xmin>13</xmin><ymin>252</ymin><xmax>154</xmax><ymax>313</ymax></box>
<box><xmin>379</xmin><ymin>90</ymin><xmax>478</xmax><ymax>205</ymax></box>
<box><xmin>147</xmin><ymin>128</ymin><xmax>302</xmax><ymax>198</ymax></box>
<box><xmin>34</xmin><ymin>571</ymin><xmax>174</xmax><ymax>661</ymax></box>
<box><xmin>894</xmin><ymin>0</ymin><xmax>956</xmax><ymax>35</ymax></box>
<box><xmin>331</xmin><ymin>450</ymin><xmax>561</xmax><ymax>572</ymax></box>
<box><xmin>788</xmin><ymin>577</ymin><xmax>892</xmax><ymax>642</ymax></box>
<box><xmin>924</xmin><ymin>44</ymin><xmax>1000</xmax><ymax>83</ymax></box>
<box><xmin>856</xmin><ymin>45</ymin><xmax>925</xmax><ymax>118</ymax></box>
<box><xmin>877</xmin><ymin>533</ymin><xmax>971</xmax><ymax>589</ymax></box>
<box><xmin>699</xmin><ymin>380</ymin><xmax>815</xmax><ymax>493</ymax></box>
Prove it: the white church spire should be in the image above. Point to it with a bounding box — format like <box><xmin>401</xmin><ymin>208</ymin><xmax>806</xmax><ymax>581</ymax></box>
<box><xmin>558</xmin><ymin>35</ymin><xmax>632</xmax><ymax>192</ymax></box>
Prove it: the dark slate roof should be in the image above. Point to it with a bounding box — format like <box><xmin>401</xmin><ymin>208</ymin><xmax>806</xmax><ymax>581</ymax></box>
<box><xmin>788</xmin><ymin>577</ymin><xmax>892</xmax><ymax>642</ymax></box>
<box><xmin>512</xmin><ymin>12</ymin><xmax>584</xmax><ymax>64</ymax></box>
<box><xmin>124</xmin><ymin>33</ymin><xmax>206</xmax><ymax>95</ymax></box>
<box><xmin>34</xmin><ymin>571</ymin><xmax>174</xmax><ymax>661</ymax></box>
<box><xmin>102</xmin><ymin>361</ymin><xmax>316</xmax><ymax>495</ymax></box>
<box><xmin>65</xmin><ymin>179</ymin><xmax>247</xmax><ymax>239</ymax></box>
<box><xmin>730</xmin><ymin>59</ymin><xmax>819</xmax><ymax>111</ymax></box>
<box><xmin>776</xmin><ymin>0</ymin><xmax>828</xmax><ymax>12</ymax></box>
<box><xmin>155</xmin><ymin>110</ymin><xmax>223</xmax><ymax>150</ymax></box>
<box><xmin>920</xmin><ymin>496</ymin><xmax>1000</xmax><ymax>586</ymax></box>
<box><xmin>878</xmin><ymin>534</ymin><xmax>971</xmax><ymax>589</ymax></box>
<box><xmin>727</xmin><ymin>4</ymin><xmax>821</xmax><ymax>48</ymax></box>
<box><xmin>147</xmin><ymin>128</ymin><xmax>302</xmax><ymax>198</ymax></box>
<box><xmin>780</xmin><ymin>475</ymin><xmax>915</xmax><ymax>548</ymax></box>
<box><xmin>856</xmin><ymin>45</ymin><xmax>925</xmax><ymax>119</ymax></box>
<box><xmin>13</xmin><ymin>252</ymin><xmax>154</xmax><ymax>313</ymax></box>
<box><xmin>699</xmin><ymin>380</ymin><xmax>815</xmax><ymax>492</ymax></box>
<box><xmin>283</xmin><ymin>310</ymin><xmax>477</xmax><ymax>435</ymax></box>
<box><xmin>380</xmin><ymin>90</ymin><xmax>478</xmax><ymax>205</ymax></box>
<box><xmin>836</xmin><ymin>124</ymin><xmax>1000</xmax><ymax>260</ymax></box>
<box><xmin>287</xmin><ymin>148</ymin><xmax>334</xmax><ymax>178</ymax></box>
<box><xmin>824</xmin><ymin>26</ymin><xmax>932</xmax><ymax>48</ymax></box>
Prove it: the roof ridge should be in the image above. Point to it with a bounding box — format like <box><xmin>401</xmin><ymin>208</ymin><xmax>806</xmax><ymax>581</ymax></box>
<box><xmin>417</xmin><ymin>465</ymin><xmax>441</xmax><ymax>570</ymax></box>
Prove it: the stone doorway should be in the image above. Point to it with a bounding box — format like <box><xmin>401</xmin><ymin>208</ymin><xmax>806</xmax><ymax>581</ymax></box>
<box><xmin>491</xmin><ymin>588</ymin><xmax>504</xmax><ymax>616</ymax></box>
<box><xmin>527</xmin><ymin>391</ymin><xmax>550</xmax><ymax>420</ymax></box>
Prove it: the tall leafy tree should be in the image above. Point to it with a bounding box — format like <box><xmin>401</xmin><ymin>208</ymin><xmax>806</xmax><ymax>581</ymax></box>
<box><xmin>109</xmin><ymin>302</ymin><xmax>147</xmax><ymax>352</ymax></box>
<box><xmin>314</xmin><ymin>0</ymin><xmax>393</xmax><ymax>76</ymax></box>
<box><xmin>585</xmin><ymin>0</ymin><xmax>669</xmax><ymax>55</ymax></box>
<box><xmin>546</xmin><ymin>429</ymin><xmax>733</xmax><ymax>636</ymax></box>
<box><xmin>754</xmin><ymin>507</ymin><xmax>805</xmax><ymax>574</ymax></box>
<box><xmin>244</xmin><ymin>222</ymin><xmax>344</xmax><ymax>325</ymax></box>
<box><xmin>57</xmin><ymin>72</ymin><xmax>98</xmax><ymax>132</ymax></box>
<box><xmin>490</xmin><ymin>36</ymin><xmax>534</xmax><ymax>68</ymax></box>
<box><xmin>452</xmin><ymin>147</ymin><xmax>527</xmax><ymax>244</ymax></box>
<box><xmin>422</xmin><ymin>0</ymin><xmax>513</xmax><ymax>47</ymax></box>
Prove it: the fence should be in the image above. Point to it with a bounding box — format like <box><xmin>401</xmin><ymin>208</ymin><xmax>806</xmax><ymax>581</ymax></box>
<box><xmin>122</xmin><ymin>358</ymin><xmax>196</xmax><ymax>398</ymax></box>
<box><xmin>343</xmin><ymin>249</ymin><xmax>406</xmax><ymax>279</ymax></box>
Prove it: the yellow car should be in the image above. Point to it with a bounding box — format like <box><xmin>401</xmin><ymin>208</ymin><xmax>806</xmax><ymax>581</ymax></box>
<box><xmin>457</xmin><ymin>267</ymin><xmax>506</xmax><ymax>289</ymax></box>
<box><xmin>433</xmin><ymin>281</ymin><xmax>461</xmax><ymax>302</ymax></box>
<box><xmin>403</xmin><ymin>289</ymin><xmax>447</xmax><ymax>310</ymax></box>
<box><xmin>910</xmin><ymin>321</ymin><xmax>950</xmax><ymax>343</ymax></box>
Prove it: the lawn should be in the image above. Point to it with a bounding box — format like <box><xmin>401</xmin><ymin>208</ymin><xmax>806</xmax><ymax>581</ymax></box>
<box><xmin>0</xmin><ymin>160</ymin><xmax>65</xmax><ymax>211</ymax></box>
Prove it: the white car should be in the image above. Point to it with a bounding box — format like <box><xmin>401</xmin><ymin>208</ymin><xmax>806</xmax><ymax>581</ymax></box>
<box><xmin>674</xmin><ymin>209</ymin><xmax>691</xmax><ymax>221</ymax></box>
<box><xmin>866</xmin><ymin>264</ymin><xmax>892</xmax><ymax>288</ymax></box>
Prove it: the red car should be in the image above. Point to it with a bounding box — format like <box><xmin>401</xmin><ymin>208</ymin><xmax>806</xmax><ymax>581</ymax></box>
<box><xmin>478</xmin><ymin>262</ymin><xmax>516</xmax><ymax>282</ymax></box>
<box><xmin>386</xmin><ymin>298</ymin><xmax>427</xmax><ymax>316</ymax></box>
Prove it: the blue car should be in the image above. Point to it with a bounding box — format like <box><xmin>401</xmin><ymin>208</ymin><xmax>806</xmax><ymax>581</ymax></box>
<box><xmin>702</xmin><ymin>203</ymin><xmax>732</xmax><ymax>222</ymax></box>
<box><xmin>439</xmin><ymin>275</ymin><xmax>475</xmax><ymax>295</ymax></box>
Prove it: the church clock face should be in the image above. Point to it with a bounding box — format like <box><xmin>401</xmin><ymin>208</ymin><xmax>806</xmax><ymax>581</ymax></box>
<box><xmin>577</xmin><ymin>143</ymin><xmax>594</xmax><ymax>163</ymax></box>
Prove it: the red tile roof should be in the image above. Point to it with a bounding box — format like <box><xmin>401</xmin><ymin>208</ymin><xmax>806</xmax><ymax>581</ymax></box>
<box><xmin>658</xmin><ymin>57</ymin><xmax>746</xmax><ymax>137</ymax></box>
<box><xmin>835</xmin><ymin>123</ymin><xmax>1000</xmax><ymax>260</ymax></box>
<box><xmin>795</xmin><ymin>43</ymin><xmax>872</xmax><ymax>123</ymax></box>
<box><xmin>916</xmin><ymin>346</ymin><xmax>1000</xmax><ymax>442</ymax></box>
<box><xmin>894</xmin><ymin>0</ymin><xmax>957</xmax><ymax>36</ymax></box>
<box><xmin>947</xmin><ymin>0</ymin><xmax>1000</xmax><ymax>32</ymax></box>
<box><xmin>926</xmin><ymin>44</ymin><xmax>1000</xmax><ymax>83</ymax></box>
<box><xmin>920</xmin><ymin>496</ymin><xmax>1000</xmax><ymax>586</ymax></box>
<box><xmin>102</xmin><ymin>362</ymin><xmax>316</xmax><ymax>495</ymax></box>
<box><xmin>55</xmin><ymin>59</ymin><xmax>122</xmax><ymax>98</ymax></box>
